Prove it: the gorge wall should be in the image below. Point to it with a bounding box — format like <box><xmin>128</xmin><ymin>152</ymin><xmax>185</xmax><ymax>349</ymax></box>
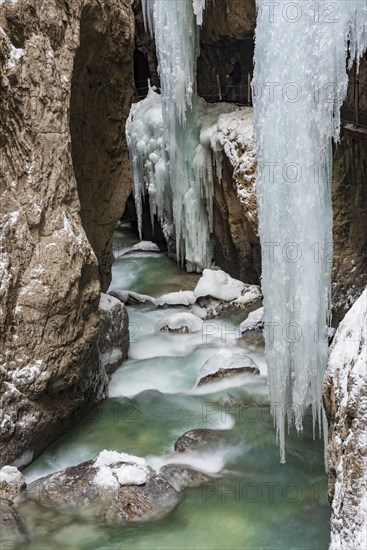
<box><xmin>0</xmin><ymin>0</ymin><xmax>134</xmax><ymax>467</ymax></box>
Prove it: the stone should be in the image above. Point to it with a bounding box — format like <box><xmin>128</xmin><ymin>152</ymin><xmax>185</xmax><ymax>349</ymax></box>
<box><xmin>323</xmin><ymin>288</ymin><xmax>367</xmax><ymax>550</ymax></box>
<box><xmin>160</xmin><ymin>464</ymin><xmax>217</xmax><ymax>491</ymax></box>
<box><xmin>98</xmin><ymin>293</ymin><xmax>129</xmax><ymax>374</ymax></box>
<box><xmin>26</xmin><ymin>450</ymin><xmax>181</xmax><ymax>524</ymax></box>
<box><xmin>174</xmin><ymin>429</ymin><xmax>223</xmax><ymax>453</ymax></box>
<box><xmin>0</xmin><ymin>466</ymin><xmax>26</xmax><ymax>501</ymax></box>
<box><xmin>0</xmin><ymin>0</ymin><xmax>134</xmax><ymax>467</ymax></box>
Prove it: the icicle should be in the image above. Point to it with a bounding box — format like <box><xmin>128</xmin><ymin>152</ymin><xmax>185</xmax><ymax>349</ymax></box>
<box><xmin>253</xmin><ymin>0</ymin><xmax>367</xmax><ymax>462</ymax></box>
<box><xmin>130</xmin><ymin>0</ymin><xmax>214</xmax><ymax>271</ymax></box>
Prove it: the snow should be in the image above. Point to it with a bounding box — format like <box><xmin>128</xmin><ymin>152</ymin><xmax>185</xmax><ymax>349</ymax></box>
<box><xmin>156</xmin><ymin>290</ymin><xmax>195</xmax><ymax>307</ymax></box>
<box><xmin>234</xmin><ymin>285</ymin><xmax>262</xmax><ymax>304</ymax></box>
<box><xmin>326</xmin><ymin>289</ymin><xmax>367</xmax><ymax>550</ymax></box>
<box><xmin>154</xmin><ymin>312</ymin><xmax>203</xmax><ymax>333</ymax></box>
<box><xmin>99</xmin><ymin>348</ymin><xmax>123</xmax><ymax>368</ymax></box>
<box><xmin>99</xmin><ymin>293</ymin><xmax>121</xmax><ymax>313</ymax></box>
<box><xmin>253</xmin><ymin>0</ymin><xmax>367</xmax><ymax>463</ymax></box>
<box><xmin>92</xmin><ymin>450</ymin><xmax>148</xmax><ymax>488</ymax></box>
<box><xmin>0</xmin><ymin>465</ymin><xmax>24</xmax><ymax>485</ymax></box>
<box><xmin>129</xmin><ymin>241</ymin><xmax>160</xmax><ymax>254</ymax></box>
<box><xmin>240</xmin><ymin>307</ymin><xmax>264</xmax><ymax>333</ymax></box>
<box><xmin>110</xmin><ymin>290</ymin><xmax>156</xmax><ymax>305</ymax></box>
<box><xmin>196</xmin><ymin>349</ymin><xmax>259</xmax><ymax>384</ymax></box>
<box><xmin>194</xmin><ymin>269</ymin><xmax>245</xmax><ymax>301</ymax></box>
<box><xmin>7</xmin><ymin>45</ymin><xmax>23</xmax><ymax>70</ymax></box>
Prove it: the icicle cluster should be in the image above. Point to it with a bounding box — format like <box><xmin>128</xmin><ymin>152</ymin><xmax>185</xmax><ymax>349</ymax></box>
<box><xmin>253</xmin><ymin>0</ymin><xmax>367</xmax><ymax>462</ymax></box>
<box><xmin>128</xmin><ymin>0</ymin><xmax>212</xmax><ymax>271</ymax></box>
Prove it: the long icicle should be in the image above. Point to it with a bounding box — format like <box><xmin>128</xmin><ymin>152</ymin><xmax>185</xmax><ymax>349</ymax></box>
<box><xmin>253</xmin><ymin>0</ymin><xmax>367</xmax><ymax>462</ymax></box>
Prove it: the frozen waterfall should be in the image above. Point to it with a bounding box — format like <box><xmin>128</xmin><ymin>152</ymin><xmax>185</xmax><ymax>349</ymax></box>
<box><xmin>253</xmin><ymin>0</ymin><xmax>367</xmax><ymax>462</ymax></box>
<box><xmin>128</xmin><ymin>0</ymin><xmax>212</xmax><ymax>271</ymax></box>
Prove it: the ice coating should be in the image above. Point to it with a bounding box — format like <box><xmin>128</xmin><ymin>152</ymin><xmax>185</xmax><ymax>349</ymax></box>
<box><xmin>130</xmin><ymin>0</ymin><xmax>213</xmax><ymax>271</ymax></box>
<box><xmin>253</xmin><ymin>0</ymin><xmax>367</xmax><ymax>462</ymax></box>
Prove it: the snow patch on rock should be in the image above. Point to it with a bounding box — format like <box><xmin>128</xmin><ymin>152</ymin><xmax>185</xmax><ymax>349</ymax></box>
<box><xmin>325</xmin><ymin>288</ymin><xmax>367</xmax><ymax>550</ymax></box>
<box><xmin>194</xmin><ymin>269</ymin><xmax>245</xmax><ymax>301</ymax></box>
<box><xmin>92</xmin><ymin>450</ymin><xmax>148</xmax><ymax>488</ymax></box>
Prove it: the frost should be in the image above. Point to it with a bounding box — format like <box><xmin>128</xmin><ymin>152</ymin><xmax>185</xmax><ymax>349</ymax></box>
<box><xmin>194</xmin><ymin>269</ymin><xmax>245</xmax><ymax>301</ymax></box>
<box><xmin>253</xmin><ymin>0</ymin><xmax>367</xmax><ymax>462</ymax></box>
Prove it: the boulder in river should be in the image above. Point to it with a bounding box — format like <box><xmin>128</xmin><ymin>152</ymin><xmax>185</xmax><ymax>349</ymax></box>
<box><xmin>174</xmin><ymin>429</ymin><xmax>223</xmax><ymax>453</ymax></box>
<box><xmin>196</xmin><ymin>349</ymin><xmax>260</xmax><ymax>386</ymax></box>
<box><xmin>98</xmin><ymin>294</ymin><xmax>129</xmax><ymax>374</ymax></box>
<box><xmin>26</xmin><ymin>450</ymin><xmax>181</xmax><ymax>524</ymax></box>
<box><xmin>155</xmin><ymin>312</ymin><xmax>203</xmax><ymax>333</ymax></box>
<box><xmin>160</xmin><ymin>464</ymin><xmax>217</xmax><ymax>491</ymax></box>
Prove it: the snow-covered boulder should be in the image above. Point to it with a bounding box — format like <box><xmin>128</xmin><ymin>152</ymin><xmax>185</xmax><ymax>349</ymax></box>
<box><xmin>240</xmin><ymin>307</ymin><xmax>264</xmax><ymax>333</ymax></box>
<box><xmin>156</xmin><ymin>291</ymin><xmax>196</xmax><ymax>308</ymax></box>
<box><xmin>123</xmin><ymin>241</ymin><xmax>160</xmax><ymax>255</ymax></box>
<box><xmin>109</xmin><ymin>290</ymin><xmax>156</xmax><ymax>306</ymax></box>
<box><xmin>323</xmin><ymin>288</ymin><xmax>367</xmax><ymax>550</ymax></box>
<box><xmin>194</xmin><ymin>269</ymin><xmax>245</xmax><ymax>301</ymax></box>
<box><xmin>98</xmin><ymin>294</ymin><xmax>129</xmax><ymax>374</ymax></box>
<box><xmin>0</xmin><ymin>466</ymin><xmax>26</xmax><ymax>501</ymax></box>
<box><xmin>196</xmin><ymin>349</ymin><xmax>260</xmax><ymax>386</ymax></box>
<box><xmin>155</xmin><ymin>312</ymin><xmax>203</xmax><ymax>334</ymax></box>
<box><xmin>26</xmin><ymin>450</ymin><xmax>181</xmax><ymax>523</ymax></box>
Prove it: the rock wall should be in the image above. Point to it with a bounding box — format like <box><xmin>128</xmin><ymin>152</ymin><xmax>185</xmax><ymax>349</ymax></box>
<box><xmin>0</xmin><ymin>0</ymin><xmax>134</xmax><ymax>468</ymax></box>
<box><xmin>70</xmin><ymin>1</ymin><xmax>135</xmax><ymax>291</ymax></box>
<box><xmin>323</xmin><ymin>288</ymin><xmax>367</xmax><ymax>550</ymax></box>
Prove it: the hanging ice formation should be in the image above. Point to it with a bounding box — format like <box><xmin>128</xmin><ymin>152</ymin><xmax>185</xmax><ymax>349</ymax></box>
<box><xmin>253</xmin><ymin>0</ymin><xmax>367</xmax><ymax>462</ymax></box>
<box><xmin>127</xmin><ymin>0</ymin><xmax>212</xmax><ymax>271</ymax></box>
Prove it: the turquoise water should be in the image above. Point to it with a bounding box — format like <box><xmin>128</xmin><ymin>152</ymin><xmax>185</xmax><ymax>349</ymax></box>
<box><xmin>23</xmin><ymin>231</ymin><xmax>330</xmax><ymax>549</ymax></box>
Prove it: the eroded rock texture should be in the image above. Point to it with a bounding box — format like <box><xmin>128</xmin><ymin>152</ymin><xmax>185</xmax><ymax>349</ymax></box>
<box><xmin>0</xmin><ymin>0</ymin><xmax>134</xmax><ymax>467</ymax></box>
<box><xmin>323</xmin><ymin>288</ymin><xmax>367</xmax><ymax>550</ymax></box>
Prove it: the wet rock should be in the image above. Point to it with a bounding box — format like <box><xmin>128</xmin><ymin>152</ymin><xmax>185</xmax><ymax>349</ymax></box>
<box><xmin>98</xmin><ymin>294</ymin><xmax>129</xmax><ymax>374</ymax></box>
<box><xmin>27</xmin><ymin>450</ymin><xmax>181</xmax><ymax>524</ymax></box>
<box><xmin>174</xmin><ymin>429</ymin><xmax>223</xmax><ymax>453</ymax></box>
<box><xmin>160</xmin><ymin>464</ymin><xmax>217</xmax><ymax>491</ymax></box>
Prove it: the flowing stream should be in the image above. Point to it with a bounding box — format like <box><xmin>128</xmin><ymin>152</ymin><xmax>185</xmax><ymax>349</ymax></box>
<box><xmin>23</xmin><ymin>230</ymin><xmax>330</xmax><ymax>549</ymax></box>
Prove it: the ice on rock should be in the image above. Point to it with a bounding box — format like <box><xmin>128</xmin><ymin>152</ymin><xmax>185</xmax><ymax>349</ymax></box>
<box><xmin>194</xmin><ymin>269</ymin><xmax>245</xmax><ymax>301</ymax></box>
<box><xmin>156</xmin><ymin>290</ymin><xmax>196</xmax><ymax>307</ymax></box>
<box><xmin>240</xmin><ymin>307</ymin><xmax>264</xmax><ymax>333</ymax></box>
<box><xmin>155</xmin><ymin>312</ymin><xmax>203</xmax><ymax>334</ymax></box>
<box><xmin>92</xmin><ymin>450</ymin><xmax>148</xmax><ymax>488</ymax></box>
<box><xmin>253</xmin><ymin>0</ymin><xmax>367</xmax><ymax>462</ymax></box>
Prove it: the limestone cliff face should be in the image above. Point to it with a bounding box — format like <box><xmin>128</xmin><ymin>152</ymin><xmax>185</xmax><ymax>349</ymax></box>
<box><xmin>323</xmin><ymin>288</ymin><xmax>367</xmax><ymax>550</ymax></box>
<box><xmin>0</xmin><ymin>0</ymin><xmax>134</xmax><ymax>467</ymax></box>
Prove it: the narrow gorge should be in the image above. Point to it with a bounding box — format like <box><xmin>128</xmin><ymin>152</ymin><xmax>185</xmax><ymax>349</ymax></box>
<box><xmin>0</xmin><ymin>1</ymin><xmax>366</xmax><ymax>549</ymax></box>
